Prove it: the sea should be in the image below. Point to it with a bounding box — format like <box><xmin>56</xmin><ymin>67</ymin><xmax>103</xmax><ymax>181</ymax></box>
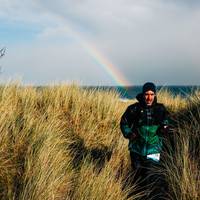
<box><xmin>84</xmin><ymin>86</ymin><xmax>200</xmax><ymax>100</ymax></box>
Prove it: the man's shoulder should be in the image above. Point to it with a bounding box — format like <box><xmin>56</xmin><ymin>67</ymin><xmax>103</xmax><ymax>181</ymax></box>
<box><xmin>127</xmin><ymin>102</ymin><xmax>141</xmax><ymax>112</ymax></box>
<box><xmin>156</xmin><ymin>102</ymin><xmax>165</xmax><ymax>107</ymax></box>
<box><xmin>154</xmin><ymin>103</ymin><xmax>167</xmax><ymax>111</ymax></box>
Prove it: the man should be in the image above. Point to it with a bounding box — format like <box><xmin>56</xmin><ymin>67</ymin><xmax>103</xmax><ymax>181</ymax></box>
<box><xmin>120</xmin><ymin>82</ymin><xmax>169</xmax><ymax>198</ymax></box>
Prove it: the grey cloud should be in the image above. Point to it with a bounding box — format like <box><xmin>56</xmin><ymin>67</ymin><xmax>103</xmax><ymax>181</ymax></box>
<box><xmin>1</xmin><ymin>0</ymin><xmax>200</xmax><ymax>85</ymax></box>
<box><xmin>2</xmin><ymin>42</ymin><xmax>115</xmax><ymax>86</ymax></box>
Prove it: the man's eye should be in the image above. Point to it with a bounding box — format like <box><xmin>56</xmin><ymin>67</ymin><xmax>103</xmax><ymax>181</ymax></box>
<box><xmin>145</xmin><ymin>94</ymin><xmax>154</xmax><ymax>96</ymax></box>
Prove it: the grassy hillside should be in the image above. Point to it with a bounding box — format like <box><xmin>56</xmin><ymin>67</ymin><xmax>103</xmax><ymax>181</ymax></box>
<box><xmin>0</xmin><ymin>83</ymin><xmax>199</xmax><ymax>200</ymax></box>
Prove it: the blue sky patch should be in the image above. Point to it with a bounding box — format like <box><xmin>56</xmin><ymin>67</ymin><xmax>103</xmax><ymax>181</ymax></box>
<box><xmin>0</xmin><ymin>19</ymin><xmax>41</xmax><ymax>45</ymax></box>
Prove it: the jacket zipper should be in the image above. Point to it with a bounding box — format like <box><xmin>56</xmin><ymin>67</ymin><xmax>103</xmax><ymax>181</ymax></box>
<box><xmin>146</xmin><ymin>108</ymin><xmax>151</xmax><ymax>156</ymax></box>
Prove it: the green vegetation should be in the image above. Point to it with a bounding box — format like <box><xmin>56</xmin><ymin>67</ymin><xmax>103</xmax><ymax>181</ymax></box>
<box><xmin>0</xmin><ymin>83</ymin><xmax>199</xmax><ymax>200</ymax></box>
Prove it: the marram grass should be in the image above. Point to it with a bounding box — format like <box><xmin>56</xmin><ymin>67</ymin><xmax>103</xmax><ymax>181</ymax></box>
<box><xmin>0</xmin><ymin>83</ymin><xmax>199</xmax><ymax>200</ymax></box>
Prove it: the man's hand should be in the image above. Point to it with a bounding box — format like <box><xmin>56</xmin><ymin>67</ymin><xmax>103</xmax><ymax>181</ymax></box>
<box><xmin>163</xmin><ymin>125</ymin><xmax>169</xmax><ymax>134</ymax></box>
<box><xmin>158</xmin><ymin>125</ymin><xmax>170</xmax><ymax>136</ymax></box>
<box><xmin>129</xmin><ymin>132</ymin><xmax>138</xmax><ymax>140</ymax></box>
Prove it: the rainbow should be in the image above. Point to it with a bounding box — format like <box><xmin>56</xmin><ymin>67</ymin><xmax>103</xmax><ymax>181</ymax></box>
<box><xmin>58</xmin><ymin>17</ymin><xmax>131</xmax><ymax>86</ymax></box>
<box><xmin>81</xmin><ymin>41</ymin><xmax>130</xmax><ymax>86</ymax></box>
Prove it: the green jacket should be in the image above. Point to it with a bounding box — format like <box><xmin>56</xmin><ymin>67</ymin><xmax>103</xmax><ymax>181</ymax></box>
<box><xmin>120</xmin><ymin>93</ymin><xmax>169</xmax><ymax>156</ymax></box>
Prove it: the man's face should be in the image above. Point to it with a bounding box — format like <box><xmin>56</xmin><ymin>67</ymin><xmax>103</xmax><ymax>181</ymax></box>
<box><xmin>144</xmin><ymin>90</ymin><xmax>155</xmax><ymax>106</ymax></box>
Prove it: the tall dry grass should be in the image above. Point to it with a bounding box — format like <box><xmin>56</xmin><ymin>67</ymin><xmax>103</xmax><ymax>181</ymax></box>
<box><xmin>162</xmin><ymin>91</ymin><xmax>200</xmax><ymax>200</ymax></box>
<box><xmin>0</xmin><ymin>83</ymin><xmax>199</xmax><ymax>200</ymax></box>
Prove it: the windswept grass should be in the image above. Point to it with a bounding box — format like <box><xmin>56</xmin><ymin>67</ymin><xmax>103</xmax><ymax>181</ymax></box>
<box><xmin>0</xmin><ymin>83</ymin><xmax>199</xmax><ymax>200</ymax></box>
<box><xmin>163</xmin><ymin>91</ymin><xmax>200</xmax><ymax>200</ymax></box>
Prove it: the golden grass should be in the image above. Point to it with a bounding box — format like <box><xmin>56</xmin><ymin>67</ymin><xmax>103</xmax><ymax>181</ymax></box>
<box><xmin>0</xmin><ymin>83</ymin><xmax>199</xmax><ymax>200</ymax></box>
<box><xmin>162</xmin><ymin>91</ymin><xmax>200</xmax><ymax>200</ymax></box>
<box><xmin>157</xmin><ymin>88</ymin><xmax>187</xmax><ymax>113</ymax></box>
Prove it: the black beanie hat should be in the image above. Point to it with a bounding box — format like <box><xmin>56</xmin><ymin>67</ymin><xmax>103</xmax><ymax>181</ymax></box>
<box><xmin>142</xmin><ymin>82</ymin><xmax>156</xmax><ymax>94</ymax></box>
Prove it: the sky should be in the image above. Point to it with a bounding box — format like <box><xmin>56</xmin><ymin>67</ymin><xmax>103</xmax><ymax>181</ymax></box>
<box><xmin>0</xmin><ymin>0</ymin><xmax>200</xmax><ymax>86</ymax></box>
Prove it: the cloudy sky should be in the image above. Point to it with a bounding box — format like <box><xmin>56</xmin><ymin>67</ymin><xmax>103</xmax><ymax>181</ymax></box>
<box><xmin>0</xmin><ymin>0</ymin><xmax>200</xmax><ymax>86</ymax></box>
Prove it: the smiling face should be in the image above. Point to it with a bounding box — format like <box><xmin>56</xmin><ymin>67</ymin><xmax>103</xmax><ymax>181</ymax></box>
<box><xmin>144</xmin><ymin>90</ymin><xmax>156</xmax><ymax>106</ymax></box>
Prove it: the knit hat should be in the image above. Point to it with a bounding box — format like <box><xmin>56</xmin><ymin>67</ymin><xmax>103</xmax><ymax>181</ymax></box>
<box><xmin>142</xmin><ymin>82</ymin><xmax>156</xmax><ymax>94</ymax></box>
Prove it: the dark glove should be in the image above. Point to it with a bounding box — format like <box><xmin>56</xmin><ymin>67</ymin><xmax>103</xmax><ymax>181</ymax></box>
<box><xmin>129</xmin><ymin>129</ymin><xmax>139</xmax><ymax>140</ymax></box>
<box><xmin>158</xmin><ymin>125</ymin><xmax>169</xmax><ymax>136</ymax></box>
<box><xmin>162</xmin><ymin>125</ymin><xmax>169</xmax><ymax>134</ymax></box>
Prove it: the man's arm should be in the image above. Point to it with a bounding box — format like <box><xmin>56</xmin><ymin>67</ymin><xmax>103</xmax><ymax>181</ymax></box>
<box><xmin>120</xmin><ymin>105</ymin><xmax>138</xmax><ymax>139</ymax></box>
<box><xmin>160</xmin><ymin>105</ymin><xmax>170</xmax><ymax>135</ymax></box>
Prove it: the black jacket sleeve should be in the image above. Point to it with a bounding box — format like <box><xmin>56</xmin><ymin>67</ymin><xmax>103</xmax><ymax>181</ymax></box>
<box><xmin>120</xmin><ymin>104</ymin><xmax>139</xmax><ymax>139</ymax></box>
<box><xmin>156</xmin><ymin>104</ymin><xmax>170</xmax><ymax>135</ymax></box>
